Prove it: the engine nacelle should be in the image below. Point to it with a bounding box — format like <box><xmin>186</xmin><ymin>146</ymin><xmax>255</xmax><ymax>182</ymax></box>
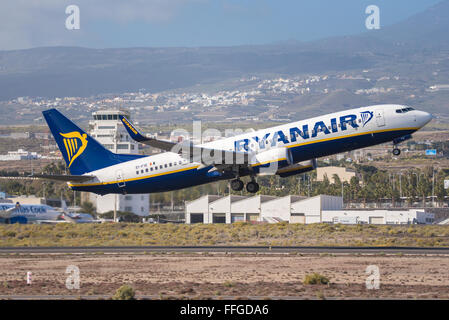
<box><xmin>250</xmin><ymin>147</ymin><xmax>293</xmax><ymax>176</ymax></box>
<box><xmin>277</xmin><ymin>159</ymin><xmax>317</xmax><ymax>178</ymax></box>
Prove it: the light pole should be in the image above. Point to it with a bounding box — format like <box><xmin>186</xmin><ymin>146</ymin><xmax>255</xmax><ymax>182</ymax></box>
<box><xmin>114</xmin><ymin>194</ymin><xmax>117</xmax><ymax>222</ymax></box>
<box><xmin>341</xmin><ymin>180</ymin><xmax>344</xmax><ymax>202</ymax></box>
<box><xmin>432</xmin><ymin>167</ymin><xmax>435</xmax><ymax>207</ymax></box>
<box><xmin>307</xmin><ymin>174</ymin><xmax>310</xmax><ymax>197</ymax></box>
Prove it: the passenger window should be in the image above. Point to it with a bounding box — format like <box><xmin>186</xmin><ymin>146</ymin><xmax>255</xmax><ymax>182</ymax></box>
<box><xmin>159</xmin><ymin>165</ymin><xmax>163</xmax><ymax>169</ymax></box>
<box><xmin>145</xmin><ymin>168</ymin><xmax>148</xmax><ymax>173</ymax></box>
<box><xmin>136</xmin><ymin>171</ymin><xmax>139</xmax><ymax>175</ymax></box>
<box><xmin>164</xmin><ymin>164</ymin><xmax>167</xmax><ymax>168</ymax></box>
<box><xmin>169</xmin><ymin>163</ymin><xmax>172</xmax><ymax>167</ymax></box>
<box><xmin>141</xmin><ymin>170</ymin><xmax>144</xmax><ymax>174</ymax></box>
<box><xmin>150</xmin><ymin>167</ymin><xmax>153</xmax><ymax>171</ymax></box>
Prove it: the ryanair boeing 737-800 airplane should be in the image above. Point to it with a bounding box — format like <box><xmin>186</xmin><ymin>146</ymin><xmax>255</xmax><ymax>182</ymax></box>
<box><xmin>37</xmin><ymin>105</ymin><xmax>432</xmax><ymax>195</ymax></box>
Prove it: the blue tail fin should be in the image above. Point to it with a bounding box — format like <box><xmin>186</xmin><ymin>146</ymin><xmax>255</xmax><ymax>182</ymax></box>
<box><xmin>43</xmin><ymin>109</ymin><xmax>143</xmax><ymax>175</ymax></box>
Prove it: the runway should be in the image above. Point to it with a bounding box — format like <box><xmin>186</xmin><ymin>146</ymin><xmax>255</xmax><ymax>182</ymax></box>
<box><xmin>1</xmin><ymin>246</ymin><xmax>449</xmax><ymax>255</ymax></box>
<box><xmin>1</xmin><ymin>246</ymin><xmax>449</xmax><ymax>300</ymax></box>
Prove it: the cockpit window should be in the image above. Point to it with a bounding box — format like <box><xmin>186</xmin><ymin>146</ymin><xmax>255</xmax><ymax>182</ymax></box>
<box><xmin>396</xmin><ymin>107</ymin><xmax>414</xmax><ymax>114</ymax></box>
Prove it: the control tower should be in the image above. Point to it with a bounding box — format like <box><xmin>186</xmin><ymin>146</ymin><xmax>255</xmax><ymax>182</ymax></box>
<box><xmin>85</xmin><ymin>109</ymin><xmax>149</xmax><ymax>216</ymax></box>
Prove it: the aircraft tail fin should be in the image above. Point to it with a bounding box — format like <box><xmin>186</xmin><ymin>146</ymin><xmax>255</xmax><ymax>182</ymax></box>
<box><xmin>42</xmin><ymin>109</ymin><xmax>142</xmax><ymax>175</ymax></box>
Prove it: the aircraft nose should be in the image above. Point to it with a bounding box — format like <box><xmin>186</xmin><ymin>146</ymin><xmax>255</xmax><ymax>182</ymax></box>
<box><xmin>416</xmin><ymin>110</ymin><xmax>433</xmax><ymax>127</ymax></box>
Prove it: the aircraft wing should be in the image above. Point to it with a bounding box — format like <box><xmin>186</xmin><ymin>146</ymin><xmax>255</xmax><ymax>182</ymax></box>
<box><xmin>60</xmin><ymin>213</ymin><xmax>77</xmax><ymax>223</ymax></box>
<box><xmin>35</xmin><ymin>220</ymin><xmax>70</xmax><ymax>224</ymax></box>
<box><xmin>119</xmin><ymin>115</ymin><xmax>250</xmax><ymax>165</ymax></box>
<box><xmin>29</xmin><ymin>174</ymin><xmax>95</xmax><ymax>183</ymax></box>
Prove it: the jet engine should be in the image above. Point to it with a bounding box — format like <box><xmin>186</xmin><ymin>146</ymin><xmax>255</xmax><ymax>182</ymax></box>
<box><xmin>276</xmin><ymin>159</ymin><xmax>317</xmax><ymax>177</ymax></box>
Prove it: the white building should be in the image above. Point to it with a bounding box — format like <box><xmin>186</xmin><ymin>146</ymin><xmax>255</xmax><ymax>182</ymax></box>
<box><xmin>316</xmin><ymin>166</ymin><xmax>356</xmax><ymax>183</ymax></box>
<box><xmin>0</xmin><ymin>149</ymin><xmax>39</xmax><ymax>161</ymax></box>
<box><xmin>185</xmin><ymin>194</ymin><xmax>341</xmax><ymax>224</ymax></box>
<box><xmin>231</xmin><ymin>195</ymin><xmax>278</xmax><ymax>223</ymax></box>
<box><xmin>209</xmin><ymin>195</ymin><xmax>248</xmax><ymax>224</ymax></box>
<box><xmin>261</xmin><ymin>195</ymin><xmax>306</xmax><ymax>223</ymax></box>
<box><xmin>260</xmin><ymin>195</ymin><xmax>342</xmax><ymax>223</ymax></box>
<box><xmin>322</xmin><ymin>209</ymin><xmax>434</xmax><ymax>225</ymax></box>
<box><xmin>185</xmin><ymin>194</ymin><xmax>434</xmax><ymax>225</ymax></box>
<box><xmin>185</xmin><ymin>195</ymin><xmax>223</xmax><ymax>224</ymax></box>
<box><xmin>290</xmin><ymin>195</ymin><xmax>343</xmax><ymax>224</ymax></box>
<box><xmin>90</xmin><ymin>110</ymin><xmax>138</xmax><ymax>153</ymax></box>
<box><xmin>86</xmin><ymin>109</ymin><xmax>149</xmax><ymax>216</ymax></box>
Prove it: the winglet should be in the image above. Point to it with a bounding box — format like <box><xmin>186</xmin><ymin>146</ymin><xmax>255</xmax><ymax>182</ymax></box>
<box><xmin>119</xmin><ymin>115</ymin><xmax>148</xmax><ymax>142</ymax></box>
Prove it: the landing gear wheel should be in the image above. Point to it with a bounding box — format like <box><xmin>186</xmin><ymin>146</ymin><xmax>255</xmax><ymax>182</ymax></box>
<box><xmin>246</xmin><ymin>181</ymin><xmax>260</xmax><ymax>193</ymax></box>
<box><xmin>230</xmin><ymin>179</ymin><xmax>244</xmax><ymax>191</ymax></box>
<box><xmin>392</xmin><ymin>148</ymin><xmax>401</xmax><ymax>156</ymax></box>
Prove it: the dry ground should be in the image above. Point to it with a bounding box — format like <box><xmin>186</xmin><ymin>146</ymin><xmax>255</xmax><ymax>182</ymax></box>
<box><xmin>0</xmin><ymin>252</ymin><xmax>448</xmax><ymax>299</ymax></box>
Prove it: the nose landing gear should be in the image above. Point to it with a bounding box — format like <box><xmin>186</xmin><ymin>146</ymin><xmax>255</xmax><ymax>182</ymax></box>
<box><xmin>392</xmin><ymin>147</ymin><xmax>401</xmax><ymax>156</ymax></box>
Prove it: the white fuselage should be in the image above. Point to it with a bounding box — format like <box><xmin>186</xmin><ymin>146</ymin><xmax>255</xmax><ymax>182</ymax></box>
<box><xmin>0</xmin><ymin>203</ymin><xmax>61</xmax><ymax>223</ymax></box>
<box><xmin>70</xmin><ymin>104</ymin><xmax>432</xmax><ymax>194</ymax></box>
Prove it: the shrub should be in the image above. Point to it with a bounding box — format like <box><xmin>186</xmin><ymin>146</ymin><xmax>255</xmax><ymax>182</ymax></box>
<box><xmin>1</xmin><ymin>230</ymin><xmax>16</xmax><ymax>237</ymax></box>
<box><xmin>112</xmin><ymin>285</ymin><xmax>135</xmax><ymax>300</ymax></box>
<box><xmin>303</xmin><ymin>273</ymin><xmax>329</xmax><ymax>285</ymax></box>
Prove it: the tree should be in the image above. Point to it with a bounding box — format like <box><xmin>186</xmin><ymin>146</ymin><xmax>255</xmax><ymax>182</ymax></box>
<box><xmin>80</xmin><ymin>201</ymin><xmax>96</xmax><ymax>215</ymax></box>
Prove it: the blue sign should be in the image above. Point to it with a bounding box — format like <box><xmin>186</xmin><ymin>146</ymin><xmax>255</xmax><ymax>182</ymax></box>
<box><xmin>425</xmin><ymin>149</ymin><xmax>437</xmax><ymax>156</ymax></box>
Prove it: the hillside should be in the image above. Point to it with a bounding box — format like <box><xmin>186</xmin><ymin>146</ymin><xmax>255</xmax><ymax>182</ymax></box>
<box><xmin>0</xmin><ymin>1</ymin><xmax>448</xmax><ymax>123</ymax></box>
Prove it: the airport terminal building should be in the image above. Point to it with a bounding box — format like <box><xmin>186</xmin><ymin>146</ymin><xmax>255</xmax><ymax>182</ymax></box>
<box><xmin>185</xmin><ymin>194</ymin><xmax>434</xmax><ymax>225</ymax></box>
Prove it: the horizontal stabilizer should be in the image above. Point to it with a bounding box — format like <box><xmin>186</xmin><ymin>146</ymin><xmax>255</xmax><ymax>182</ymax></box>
<box><xmin>30</xmin><ymin>174</ymin><xmax>95</xmax><ymax>183</ymax></box>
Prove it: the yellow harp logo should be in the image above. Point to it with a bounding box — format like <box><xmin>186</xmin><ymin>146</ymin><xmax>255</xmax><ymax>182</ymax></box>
<box><xmin>60</xmin><ymin>132</ymin><xmax>88</xmax><ymax>168</ymax></box>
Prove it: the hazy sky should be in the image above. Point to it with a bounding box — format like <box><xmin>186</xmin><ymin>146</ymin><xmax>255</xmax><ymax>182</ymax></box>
<box><xmin>0</xmin><ymin>0</ymin><xmax>443</xmax><ymax>50</ymax></box>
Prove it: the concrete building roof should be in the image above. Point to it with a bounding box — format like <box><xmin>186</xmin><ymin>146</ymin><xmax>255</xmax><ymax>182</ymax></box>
<box><xmin>209</xmin><ymin>195</ymin><xmax>247</xmax><ymax>206</ymax></box>
<box><xmin>185</xmin><ymin>195</ymin><xmax>222</xmax><ymax>206</ymax></box>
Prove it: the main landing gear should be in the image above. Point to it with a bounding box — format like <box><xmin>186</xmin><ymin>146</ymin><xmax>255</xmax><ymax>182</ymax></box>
<box><xmin>246</xmin><ymin>180</ymin><xmax>260</xmax><ymax>193</ymax></box>
<box><xmin>230</xmin><ymin>179</ymin><xmax>244</xmax><ymax>191</ymax></box>
<box><xmin>230</xmin><ymin>178</ymin><xmax>260</xmax><ymax>193</ymax></box>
